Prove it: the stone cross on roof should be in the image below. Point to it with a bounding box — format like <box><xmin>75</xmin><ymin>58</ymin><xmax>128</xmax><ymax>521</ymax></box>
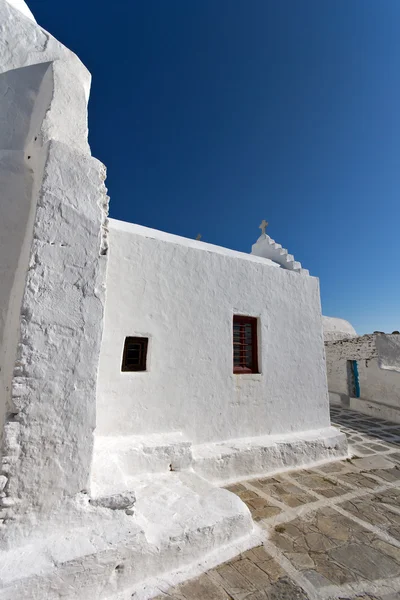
<box><xmin>259</xmin><ymin>220</ymin><xmax>268</xmax><ymax>235</ymax></box>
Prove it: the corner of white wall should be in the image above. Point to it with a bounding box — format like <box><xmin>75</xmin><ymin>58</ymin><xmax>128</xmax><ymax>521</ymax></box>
<box><xmin>4</xmin><ymin>0</ymin><xmax>35</xmax><ymax>22</ymax></box>
<box><xmin>0</xmin><ymin>0</ymin><xmax>109</xmax><ymax>519</ymax></box>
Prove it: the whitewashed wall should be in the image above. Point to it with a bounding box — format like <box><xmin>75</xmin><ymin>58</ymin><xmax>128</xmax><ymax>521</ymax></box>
<box><xmin>325</xmin><ymin>334</ymin><xmax>400</xmax><ymax>422</ymax></box>
<box><xmin>358</xmin><ymin>359</ymin><xmax>400</xmax><ymax>406</ymax></box>
<box><xmin>325</xmin><ymin>335</ymin><xmax>377</xmax><ymax>403</ymax></box>
<box><xmin>0</xmin><ymin>63</ymin><xmax>50</xmax><ymax>450</ymax></box>
<box><xmin>0</xmin><ymin>0</ymin><xmax>109</xmax><ymax>516</ymax></box>
<box><xmin>97</xmin><ymin>220</ymin><xmax>330</xmax><ymax>444</ymax></box>
<box><xmin>4</xmin><ymin>0</ymin><xmax>35</xmax><ymax>20</ymax></box>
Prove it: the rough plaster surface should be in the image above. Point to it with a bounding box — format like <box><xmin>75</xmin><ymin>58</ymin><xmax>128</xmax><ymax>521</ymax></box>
<box><xmin>326</xmin><ymin>333</ymin><xmax>400</xmax><ymax>423</ymax></box>
<box><xmin>322</xmin><ymin>315</ymin><xmax>357</xmax><ymax>342</ymax></box>
<box><xmin>97</xmin><ymin>219</ymin><xmax>330</xmax><ymax>445</ymax></box>
<box><xmin>0</xmin><ymin>472</ymin><xmax>258</xmax><ymax>600</ymax></box>
<box><xmin>327</xmin><ymin>334</ymin><xmax>377</xmax><ymax>361</ymax></box>
<box><xmin>376</xmin><ymin>333</ymin><xmax>400</xmax><ymax>372</ymax></box>
<box><xmin>94</xmin><ymin>219</ymin><xmax>341</xmax><ymax>491</ymax></box>
<box><xmin>91</xmin><ymin>432</ymin><xmax>193</xmax><ymax>495</ymax></box>
<box><xmin>89</xmin><ymin>491</ymin><xmax>136</xmax><ymax>510</ymax></box>
<box><xmin>0</xmin><ymin>0</ymin><xmax>109</xmax><ymax>516</ymax></box>
<box><xmin>4</xmin><ymin>0</ymin><xmax>35</xmax><ymax>21</ymax></box>
<box><xmin>192</xmin><ymin>426</ymin><xmax>347</xmax><ymax>484</ymax></box>
<box><xmin>92</xmin><ymin>428</ymin><xmax>347</xmax><ymax>497</ymax></box>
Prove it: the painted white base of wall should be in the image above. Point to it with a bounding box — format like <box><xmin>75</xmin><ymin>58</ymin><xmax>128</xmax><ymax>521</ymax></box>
<box><xmin>91</xmin><ymin>432</ymin><xmax>193</xmax><ymax>496</ymax></box>
<box><xmin>330</xmin><ymin>392</ymin><xmax>400</xmax><ymax>424</ymax></box>
<box><xmin>91</xmin><ymin>426</ymin><xmax>348</xmax><ymax>499</ymax></box>
<box><xmin>111</xmin><ymin>528</ymin><xmax>264</xmax><ymax>600</ymax></box>
<box><xmin>0</xmin><ymin>472</ymin><xmax>259</xmax><ymax>600</ymax></box>
<box><xmin>192</xmin><ymin>426</ymin><xmax>348</xmax><ymax>484</ymax></box>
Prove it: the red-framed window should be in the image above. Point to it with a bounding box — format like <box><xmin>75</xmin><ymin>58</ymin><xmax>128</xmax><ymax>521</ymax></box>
<box><xmin>233</xmin><ymin>316</ymin><xmax>259</xmax><ymax>374</ymax></box>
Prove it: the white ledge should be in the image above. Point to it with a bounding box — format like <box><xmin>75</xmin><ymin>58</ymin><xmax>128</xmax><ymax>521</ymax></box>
<box><xmin>109</xmin><ymin>218</ymin><xmax>281</xmax><ymax>268</ymax></box>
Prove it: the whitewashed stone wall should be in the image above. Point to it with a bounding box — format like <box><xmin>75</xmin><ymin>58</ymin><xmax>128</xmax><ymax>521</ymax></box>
<box><xmin>325</xmin><ymin>335</ymin><xmax>377</xmax><ymax>402</ymax></box>
<box><xmin>325</xmin><ymin>333</ymin><xmax>400</xmax><ymax>422</ymax></box>
<box><xmin>93</xmin><ymin>222</ymin><xmax>348</xmax><ymax>492</ymax></box>
<box><xmin>97</xmin><ymin>220</ymin><xmax>331</xmax><ymax>443</ymax></box>
<box><xmin>4</xmin><ymin>0</ymin><xmax>35</xmax><ymax>20</ymax></box>
<box><xmin>0</xmin><ymin>0</ymin><xmax>109</xmax><ymax>517</ymax></box>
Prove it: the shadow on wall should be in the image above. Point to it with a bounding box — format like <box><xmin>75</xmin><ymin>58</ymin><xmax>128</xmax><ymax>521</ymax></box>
<box><xmin>0</xmin><ymin>62</ymin><xmax>53</xmax><ymax>455</ymax></box>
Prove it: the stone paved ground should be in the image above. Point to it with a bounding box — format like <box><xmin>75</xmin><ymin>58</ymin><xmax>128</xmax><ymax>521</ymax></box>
<box><xmin>155</xmin><ymin>406</ymin><xmax>400</xmax><ymax>600</ymax></box>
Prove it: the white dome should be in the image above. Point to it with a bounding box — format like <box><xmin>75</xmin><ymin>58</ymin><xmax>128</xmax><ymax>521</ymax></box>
<box><xmin>322</xmin><ymin>316</ymin><xmax>357</xmax><ymax>342</ymax></box>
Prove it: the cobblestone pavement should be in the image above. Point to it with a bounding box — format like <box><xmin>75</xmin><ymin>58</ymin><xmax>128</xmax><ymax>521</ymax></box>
<box><xmin>155</xmin><ymin>406</ymin><xmax>400</xmax><ymax>600</ymax></box>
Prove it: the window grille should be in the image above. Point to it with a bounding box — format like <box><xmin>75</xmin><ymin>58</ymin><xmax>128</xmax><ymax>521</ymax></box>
<box><xmin>233</xmin><ymin>316</ymin><xmax>258</xmax><ymax>374</ymax></box>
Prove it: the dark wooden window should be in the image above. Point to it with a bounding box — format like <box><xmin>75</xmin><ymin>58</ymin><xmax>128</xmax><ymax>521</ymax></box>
<box><xmin>233</xmin><ymin>316</ymin><xmax>258</xmax><ymax>374</ymax></box>
<box><xmin>121</xmin><ymin>337</ymin><xmax>148</xmax><ymax>372</ymax></box>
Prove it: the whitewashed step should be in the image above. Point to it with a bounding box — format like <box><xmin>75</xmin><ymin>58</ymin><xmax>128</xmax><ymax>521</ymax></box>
<box><xmin>91</xmin><ymin>432</ymin><xmax>193</xmax><ymax>497</ymax></box>
<box><xmin>0</xmin><ymin>472</ymin><xmax>259</xmax><ymax>600</ymax></box>
<box><xmin>192</xmin><ymin>426</ymin><xmax>348</xmax><ymax>485</ymax></box>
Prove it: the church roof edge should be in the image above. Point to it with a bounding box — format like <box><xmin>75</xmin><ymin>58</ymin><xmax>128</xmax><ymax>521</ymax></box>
<box><xmin>109</xmin><ymin>218</ymin><xmax>285</xmax><ymax>270</ymax></box>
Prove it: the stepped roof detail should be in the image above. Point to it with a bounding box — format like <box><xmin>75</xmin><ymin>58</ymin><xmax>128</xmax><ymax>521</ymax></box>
<box><xmin>251</xmin><ymin>233</ymin><xmax>309</xmax><ymax>275</ymax></box>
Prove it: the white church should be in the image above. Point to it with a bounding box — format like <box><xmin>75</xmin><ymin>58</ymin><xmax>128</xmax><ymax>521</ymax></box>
<box><xmin>0</xmin><ymin>1</ymin><xmax>347</xmax><ymax>598</ymax></box>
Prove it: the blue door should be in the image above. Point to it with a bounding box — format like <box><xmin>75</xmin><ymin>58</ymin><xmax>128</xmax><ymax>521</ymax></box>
<box><xmin>349</xmin><ymin>360</ymin><xmax>360</xmax><ymax>398</ymax></box>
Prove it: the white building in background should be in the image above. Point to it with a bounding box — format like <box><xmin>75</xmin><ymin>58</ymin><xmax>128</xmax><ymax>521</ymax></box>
<box><xmin>322</xmin><ymin>315</ymin><xmax>358</xmax><ymax>342</ymax></box>
<box><xmin>324</xmin><ymin>318</ymin><xmax>400</xmax><ymax>424</ymax></box>
<box><xmin>0</xmin><ymin>1</ymin><xmax>346</xmax><ymax>598</ymax></box>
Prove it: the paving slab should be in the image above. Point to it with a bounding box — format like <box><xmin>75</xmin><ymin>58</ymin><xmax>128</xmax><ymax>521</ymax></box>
<box><xmin>288</xmin><ymin>470</ymin><xmax>349</xmax><ymax>497</ymax></box>
<box><xmin>225</xmin><ymin>484</ymin><xmax>282</xmax><ymax>522</ymax></box>
<box><xmin>251</xmin><ymin>477</ymin><xmax>315</xmax><ymax>507</ymax></box>
<box><xmin>334</xmin><ymin>471</ymin><xmax>382</xmax><ymax>489</ymax></box>
<box><xmin>155</xmin><ymin>573</ymin><xmax>232</xmax><ymax>599</ymax></box>
<box><xmin>351</xmin><ymin>455</ymin><xmax>398</xmax><ymax>470</ymax></box>
<box><xmin>156</xmin><ymin>407</ymin><xmax>400</xmax><ymax>600</ymax></box>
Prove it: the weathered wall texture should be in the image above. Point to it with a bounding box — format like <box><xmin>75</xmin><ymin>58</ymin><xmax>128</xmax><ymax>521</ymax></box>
<box><xmin>0</xmin><ymin>0</ymin><xmax>109</xmax><ymax>517</ymax></box>
<box><xmin>0</xmin><ymin>62</ymin><xmax>50</xmax><ymax>452</ymax></box>
<box><xmin>325</xmin><ymin>333</ymin><xmax>400</xmax><ymax>422</ymax></box>
<box><xmin>4</xmin><ymin>0</ymin><xmax>35</xmax><ymax>21</ymax></box>
<box><xmin>325</xmin><ymin>335</ymin><xmax>377</xmax><ymax>402</ymax></box>
<box><xmin>97</xmin><ymin>220</ymin><xmax>330</xmax><ymax>445</ymax></box>
<box><xmin>376</xmin><ymin>334</ymin><xmax>400</xmax><ymax>372</ymax></box>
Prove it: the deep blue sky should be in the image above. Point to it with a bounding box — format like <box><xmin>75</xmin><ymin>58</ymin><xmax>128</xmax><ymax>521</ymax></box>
<box><xmin>29</xmin><ymin>0</ymin><xmax>399</xmax><ymax>334</ymax></box>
